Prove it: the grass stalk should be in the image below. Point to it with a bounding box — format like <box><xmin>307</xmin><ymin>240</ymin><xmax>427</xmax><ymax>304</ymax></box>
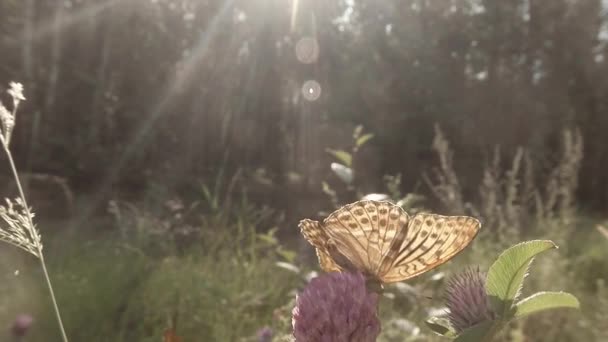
<box><xmin>0</xmin><ymin>84</ymin><xmax>69</xmax><ymax>342</ymax></box>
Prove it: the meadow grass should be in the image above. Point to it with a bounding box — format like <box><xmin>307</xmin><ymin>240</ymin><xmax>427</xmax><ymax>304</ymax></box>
<box><xmin>0</xmin><ymin>208</ymin><xmax>302</xmax><ymax>341</ymax></box>
<box><xmin>0</xmin><ymin>188</ymin><xmax>606</xmax><ymax>341</ymax></box>
<box><xmin>0</xmin><ymin>85</ymin><xmax>606</xmax><ymax>341</ymax></box>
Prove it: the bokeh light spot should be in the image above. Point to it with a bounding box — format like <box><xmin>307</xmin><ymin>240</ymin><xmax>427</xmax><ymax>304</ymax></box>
<box><xmin>295</xmin><ymin>37</ymin><xmax>319</xmax><ymax>64</ymax></box>
<box><xmin>301</xmin><ymin>80</ymin><xmax>321</xmax><ymax>101</ymax></box>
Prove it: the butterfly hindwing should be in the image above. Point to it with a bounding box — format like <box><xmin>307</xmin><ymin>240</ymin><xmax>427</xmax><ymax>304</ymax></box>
<box><xmin>299</xmin><ymin>219</ymin><xmax>343</xmax><ymax>272</ymax></box>
<box><xmin>320</xmin><ymin>204</ymin><xmax>372</xmax><ymax>273</ymax></box>
<box><xmin>380</xmin><ymin>214</ymin><xmax>481</xmax><ymax>283</ymax></box>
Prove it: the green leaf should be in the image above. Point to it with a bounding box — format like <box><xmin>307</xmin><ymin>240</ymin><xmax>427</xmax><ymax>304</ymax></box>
<box><xmin>353</xmin><ymin>125</ymin><xmax>364</xmax><ymax>139</ymax></box>
<box><xmin>514</xmin><ymin>291</ymin><xmax>580</xmax><ymax>319</ymax></box>
<box><xmin>330</xmin><ymin>162</ymin><xmax>354</xmax><ymax>184</ymax></box>
<box><xmin>425</xmin><ymin>316</ymin><xmax>456</xmax><ymax>337</ymax></box>
<box><xmin>257</xmin><ymin>234</ymin><xmax>277</xmax><ymax>245</ymax></box>
<box><xmin>356</xmin><ymin>133</ymin><xmax>374</xmax><ymax>147</ymax></box>
<box><xmin>275</xmin><ymin>261</ymin><xmax>300</xmax><ymax>274</ymax></box>
<box><xmin>276</xmin><ymin>247</ymin><xmax>297</xmax><ymax>263</ymax></box>
<box><xmin>326</xmin><ymin>149</ymin><xmax>352</xmax><ymax>167</ymax></box>
<box><xmin>486</xmin><ymin>240</ymin><xmax>558</xmax><ymax>316</ymax></box>
<box><xmin>322</xmin><ymin>181</ymin><xmax>336</xmax><ymax>197</ymax></box>
<box><xmin>201</xmin><ymin>184</ymin><xmax>218</xmax><ymax>210</ymax></box>
<box><xmin>454</xmin><ymin>321</ymin><xmax>496</xmax><ymax>342</ymax></box>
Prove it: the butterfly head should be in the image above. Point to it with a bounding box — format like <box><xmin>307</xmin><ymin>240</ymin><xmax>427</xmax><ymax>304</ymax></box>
<box><xmin>365</xmin><ymin>277</ymin><xmax>385</xmax><ymax>294</ymax></box>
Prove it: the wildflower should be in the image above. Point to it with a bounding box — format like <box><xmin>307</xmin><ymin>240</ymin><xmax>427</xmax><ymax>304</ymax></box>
<box><xmin>11</xmin><ymin>314</ymin><xmax>34</xmax><ymax>338</ymax></box>
<box><xmin>445</xmin><ymin>267</ymin><xmax>495</xmax><ymax>332</ymax></box>
<box><xmin>256</xmin><ymin>326</ymin><xmax>273</xmax><ymax>342</ymax></box>
<box><xmin>292</xmin><ymin>272</ymin><xmax>381</xmax><ymax>342</ymax></box>
<box><xmin>0</xmin><ymin>102</ymin><xmax>13</xmax><ymax>133</ymax></box>
<box><xmin>1</xmin><ymin>82</ymin><xmax>25</xmax><ymax>146</ymax></box>
<box><xmin>8</xmin><ymin>82</ymin><xmax>25</xmax><ymax>105</ymax></box>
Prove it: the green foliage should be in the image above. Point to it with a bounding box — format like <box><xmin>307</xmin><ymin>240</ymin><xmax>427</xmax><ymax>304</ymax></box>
<box><xmin>326</xmin><ymin>149</ymin><xmax>353</xmax><ymax>167</ymax></box>
<box><xmin>37</xmin><ymin>238</ymin><xmax>149</xmax><ymax>342</ymax></box>
<box><xmin>0</xmin><ymin>175</ymin><xmax>600</xmax><ymax>341</ymax></box>
<box><xmin>1</xmin><ymin>188</ymin><xmax>300</xmax><ymax>341</ymax></box>
<box><xmin>514</xmin><ymin>292</ymin><xmax>580</xmax><ymax>319</ymax></box>
<box><xmin>112</xmin><ymin>193</ymin><xmax>300</xmax><ymax>341</ymax></box>
<box><xmin>425</xmin><ymin>317</ymin><xmax>456</xmax><ymax>338</ymax></box>
<box><xmin>428</xmin><ymin>240</ymin><xmax>580</xmax><ymax>341</ymax></box>
<box><xmin>324</xmin><ymin>125</ymin><xmax>376</xmax><ymax>189</ymax></box>
<box><xmin>353</xmin><ymin>125</ymin><xmax>374</xmax><ymax>151</ymax></box>
<box><xmin>355</xmin><ymin>133</ymin><xmax>374</xmax><ymax>149</ymax></box>
<box><xmin>120</xmin><ymin>252</ymin><xmax>298</xmax><ymax>341</ymax></box>
<box><xmin>453</xmin><ymin>321</ymin><xmax>494</xmax><ymax>342</ymax></box>
<box><xmin>485</xmin><ymin>240</ymin><xmax>558</xmax><ymax>315</ymax></box>
<box><xmin>323</xmin><ymin>124</ymin><xmax>427</xmax><ymax>211</ymax></box>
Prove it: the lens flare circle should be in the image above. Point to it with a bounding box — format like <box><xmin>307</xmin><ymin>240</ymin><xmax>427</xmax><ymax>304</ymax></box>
<box><xmin>301</xmin><ymin>80</ymin><xmax>321</xmax><ymax>101</ymax></box>
<box><xmin>295</xmin><ymin>37</ymin><xmax>319</xmax><ymax>64</ymax></box>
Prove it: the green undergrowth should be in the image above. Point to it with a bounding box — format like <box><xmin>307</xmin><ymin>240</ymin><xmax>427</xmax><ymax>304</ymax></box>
<box><xmin>0</xmin><ymin>209</ymin><xmax>607</xmax><ymax>341</ymax></box>
<box><xmin>0</xmin><ymin>208</ymin><xmax>301</xmax><ymax>341</ymax></box>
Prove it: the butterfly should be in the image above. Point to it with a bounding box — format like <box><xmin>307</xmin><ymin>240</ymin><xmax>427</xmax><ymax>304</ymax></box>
<box><xmin>299</xmin><ymin>200</ymin><xmax>481</xmax><ymax>284</ymax></box>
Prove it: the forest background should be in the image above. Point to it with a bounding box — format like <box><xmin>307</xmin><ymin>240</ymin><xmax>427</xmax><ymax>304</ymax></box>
<box><xmin>0</xmin><ymin>1</ymin><xmax>607</xmax><ymax>341</ymax></box>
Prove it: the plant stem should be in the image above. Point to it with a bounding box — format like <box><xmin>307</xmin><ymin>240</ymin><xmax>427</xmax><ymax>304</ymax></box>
<box><xmin>39</xmin><ymin>254</ymin><xmax>69</xmax><ymax>342</ymax></box>
<box><xmin>483</xmin><ymin>320</ymin><xmax>503</xmax><ymax>342</ymax></box>
<box><xmin>1</xmin><ymin>140</ymin><xmax>69</xmax><ymax>342</ymax></box>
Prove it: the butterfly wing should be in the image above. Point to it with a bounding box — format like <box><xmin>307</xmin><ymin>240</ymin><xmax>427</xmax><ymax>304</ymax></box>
<box><xmin>379</xmin><ymin>213</ymin><xmax>481</xmax><ymax>283</ymax></box>
<box><xmin>320</xmin><ymin>200</ymin><xmax>409</xmax><ymax>276</ymax></box>
<box><xmin>299</xmin><ymin>219</ymin><xmax>343</xmax><ymax>272</ymax></box>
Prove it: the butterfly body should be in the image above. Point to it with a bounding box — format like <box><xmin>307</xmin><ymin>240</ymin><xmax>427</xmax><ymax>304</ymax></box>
<box><xmin>299</xmin><ymin>200</ymin><xmax>481</xmax><ymax>284</ymax></box>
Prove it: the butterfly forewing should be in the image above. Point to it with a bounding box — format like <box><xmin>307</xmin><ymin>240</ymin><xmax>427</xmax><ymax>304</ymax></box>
<box><xmin>322</xmin><ymin>201</ymin><xmax>408</xmax><ymax>275</ymax></box>
<box><xmin>376</xmin><ymin>202</ymin><xmax>410</xmax><ymax>264</ymax></box>
<box><xmin>380</xmin><ymin>214</ymin><xmax>481</xmax><ymax>283</ymax></box>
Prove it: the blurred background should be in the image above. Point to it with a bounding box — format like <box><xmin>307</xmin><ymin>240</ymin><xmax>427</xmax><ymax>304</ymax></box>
<box><xmin>0</xmin><ymin>0</ymin><xmax>607</xmax><ymax>341</ymax></box>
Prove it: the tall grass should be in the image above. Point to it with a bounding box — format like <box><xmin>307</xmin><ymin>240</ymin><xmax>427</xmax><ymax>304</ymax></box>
<box><xmin>418</xmin><ymin>125</ymin><xmax>606</xmax><ymax>342</ymax></box>
<box><xmin>424</xmin><ymin>124</ymin><xmax>583</xmax><ymax>241</ymax></box>
<box><xmin>0</xmin><ymin>82</ymin><xmax>68</xmax><ymax>341</ymax></box>
<box><xmin>1</xmin><ymin>187</ymin><xmax>301</xmax><ymax>341</ymax></box>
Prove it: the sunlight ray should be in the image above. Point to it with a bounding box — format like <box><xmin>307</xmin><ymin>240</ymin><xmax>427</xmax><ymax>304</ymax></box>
<box><xmin>73</xmin><ymin>0</ymin><xmax>235</xmax><ymax>225</ymax></box>
<box><xmin>290</xmin><ymin>0</ymin><xmax>300</xmax><ymax>32</ymax></box>
<box><xmin>20</xmin><ymin>0</ymin><xmax>120</xmax><ymax>44</ymax></box>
